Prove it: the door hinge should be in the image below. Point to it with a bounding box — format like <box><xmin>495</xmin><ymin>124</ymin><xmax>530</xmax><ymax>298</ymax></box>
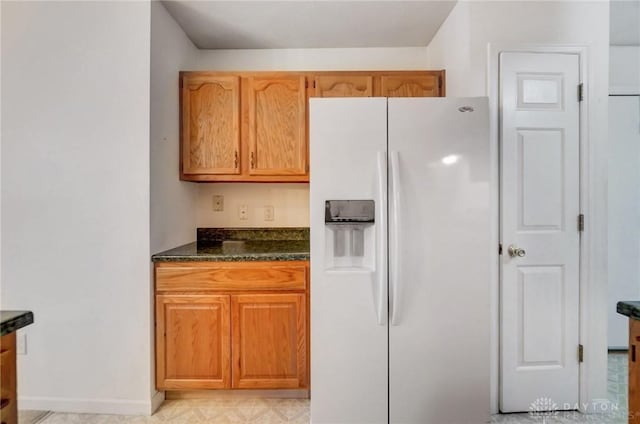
<box><xmin>578</xmin><ymin>83</ymin><xmax>584</xmax><ymax>102</ymax></box>
<box><xmin>578</xmin><ymin>344</ymin><xmax>584</xmax><ymax>363</ymax></box>
<box><xmin>578</xmin><ymin>214</ymin><xmax>585</xmax><ymax>232</ymax></box>
<box><xmin>498</xmin><ymin>244</ymin><xmax>503</xmax><ymax>255</ymax></box>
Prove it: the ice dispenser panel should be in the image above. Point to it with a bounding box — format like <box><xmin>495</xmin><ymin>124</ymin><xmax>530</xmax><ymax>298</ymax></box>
<box><xmin>324</xmin><ymin>200</ymin><xmax>374</xmax><ymax>270</ymax></box>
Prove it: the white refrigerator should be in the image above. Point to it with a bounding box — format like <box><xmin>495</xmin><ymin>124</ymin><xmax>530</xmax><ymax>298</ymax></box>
<box><xmin>309</xmin><ymin>97</ymin><xmax>491</xmax><ymax>424</ymax></box>
<box><xmin>608</xmin><ymin>95</ymin><xmax>640</xmax><ymax>348</ymax></box>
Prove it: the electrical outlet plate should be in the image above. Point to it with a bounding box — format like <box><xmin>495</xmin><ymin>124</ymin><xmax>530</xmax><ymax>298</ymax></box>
<box><xmin>17</xmin><ymin>333</ymin><xmax>27</xmax><ymax>355</ymax></box>
<box><xmin>264</xmin><ymin>205</ymin><xmax>274</xmax><ymax>221</ymax></box>
<box><xmin>212</xmin><ymin>195</ymin><xmax>224</xmax><ymax>212</ymax></box>
<box><xmin>239</xmin><ymin>205</ymin><xmax>249</xmax><ymax>220</ymax></box>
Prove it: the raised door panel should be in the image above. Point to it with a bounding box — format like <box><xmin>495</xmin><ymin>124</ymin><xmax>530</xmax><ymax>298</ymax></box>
<box><xmin>181</xmin><ymin>75</ymin><xmax>240</xmax><ymax>175</ymax></box>
<box><xmin>232</xmin><ymin>293</ymin><xmax>306</xmax><ymax>389</ymax></box>
<box><xmin>314</xmin><ymin>75</ymin><xmax>373</xmax><ymax>97</ymax></box>
<box><xmin>247</xmin><ymin>76</ymin><xmax>307</xmax><ymax>176</ymax></box>
<box><xmin>380</xmin><ymin>74</ymin><xmax>440</xmax><ymax>97</ymax></box>
<box><xmin>156</xmin><ymin>295</ymin><xmax>231</xmax><ymax>390</ymax></box>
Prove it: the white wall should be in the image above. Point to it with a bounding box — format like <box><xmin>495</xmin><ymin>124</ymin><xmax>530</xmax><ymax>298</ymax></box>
<box><xmin>610</xmin><ymin>46</ymin><xmax>640</xmax><ymax>94</ymax></box>
<box><xmin>1</xmin><ymin>1</ymin><xmax>156</xmax><ymax>414</ymax></box>
<box><xmin>427</xmin><ymin>0</ymin><xmax>610</xmax><ymax>414</ymax></box>
<box><xmin>150</xmin><ymin>1</ymin><xmax>199</xmax><ymax>254</ymax></box>
<box><xmin>194</xmin><ymin>47</ymin><xmax>429</xmax><ymax>71</ymax></box>
<box><xmin>192</xmin><ymin>47</ymin><xmax>429</xmax><ymax>228</ymax></box>
<box><xmin>198</xmin><ymin>183</ymin><xmax>309</xmax><ymax>228</ymax></box>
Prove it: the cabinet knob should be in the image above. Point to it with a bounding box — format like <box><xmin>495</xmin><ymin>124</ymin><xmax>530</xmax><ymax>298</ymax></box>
<box><xmin>250</xmin><ymin>152</ymin><xmax>255</xmax><ymax>169</ymax></box>
<box><xmin>234</xmin><ymin>151</ymin><xmax>238</xmax><ymax>169</ymax></box>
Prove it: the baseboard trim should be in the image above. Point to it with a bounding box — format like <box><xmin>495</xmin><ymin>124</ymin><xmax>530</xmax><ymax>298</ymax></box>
<box><xmin>19</xmin><ymin>395</ymin><xmax>160</xmax><ymax>416</ymax></box>
<box><xmin>151</xmin><ymin>391</ymin><xmax>165</xmax><ymax>414</ymax></box>
<box><xmin>165</xmin><ymin>389</ymin><xmax>309</xmax><ymax>400</ymax></box>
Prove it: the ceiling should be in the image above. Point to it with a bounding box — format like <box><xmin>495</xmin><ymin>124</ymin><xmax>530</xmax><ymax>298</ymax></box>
<box><xmin>162</xmin><ymin>1</ymin><xmax>457</xmax><ymax>49</ymax></box>
<box><xmin>610</xmin><ymin>0</ymin><xmax>640</xmax><ymax>45</ymax></box>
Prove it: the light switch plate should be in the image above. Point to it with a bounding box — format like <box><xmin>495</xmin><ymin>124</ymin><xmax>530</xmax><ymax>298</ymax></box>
<box><xmin>212</xmin><ymin>195</ymin><xmax>224</xmax><ymax>212</ymax></box>
<box><xmin>264</xmin><ymin>205</ymin><xmax>274</xmax><ymax>221</ymax></box>
<box><xmin>17</xmin><ymin>333</ymin><xmax>27</xmax><ymax>355</ymax></box>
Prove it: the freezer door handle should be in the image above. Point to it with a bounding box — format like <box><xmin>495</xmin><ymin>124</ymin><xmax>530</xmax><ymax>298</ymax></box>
<box><xmin>390</xmin><ymin>151</ymin><xmax>401</xmax><ymax>326</ymax></box>
<box><xmin>374</xmin><ymin>151</ymin><xmax>388</xmax><ymax>326</ymax></box>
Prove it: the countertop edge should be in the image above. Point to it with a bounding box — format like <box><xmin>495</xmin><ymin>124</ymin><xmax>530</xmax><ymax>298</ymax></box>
<box><xmin>0</xmin><ymin>311</ymin><xmax>34</xmax><ymax>336</ymax></box>
<box><xmin>617</xmin><ymin>301</ymin><xmax>640</xmax><ymax>320</ymax></box>
<box><xmin>152</xmin><ymin>253</ymin><xmax>310</xmax><ymax>263</ymax></box>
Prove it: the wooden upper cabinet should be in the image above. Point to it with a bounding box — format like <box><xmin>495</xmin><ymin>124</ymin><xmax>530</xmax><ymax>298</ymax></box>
<box><xmin>313</xmin><ymin>75</ymin><xmax>373</xmax><ymax>97</ymax></box>
<box><xmin>178</xmin><ymin>71</ymin><xmax>444</xmax><ymax>182</ymax></box>
<box><xmin>380</xmin><ymin>74</ymin><xmax>442</xmax><ymax>97</ymax></box>
<box><xmin>156</xmin><ymin>294</ymin><xmax>231</xmax><ymax>390</ymax></box>
<box><xmin>231</xmin><ymin>293</ymin><xmax>307</xmax><ymax>389</ymax></box>
<box><xmin>247</xmin><ymin>76</ymin><xmax>307</xmax><ymax>176</ymax></box>
<box><xmin>181</xmin><ymin>75</ymin><xmax>240</xmax><ymax>176</ymax></box>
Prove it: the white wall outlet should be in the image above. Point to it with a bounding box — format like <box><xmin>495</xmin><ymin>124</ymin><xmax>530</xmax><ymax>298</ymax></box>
<box><xmin>17</xmin><ymin>333</ymin><xmax>27</xmax><ymax>355</ymax></box>
<box><xmin>212</xmin><ymin>195</ymin><xmax>224</xmax><ymax>212</ymax></box>
<box><xmin>239</xmin><ymin>205</ymin><xmax>249</xmax><ymax>220</ymax></box>
<box><xmin>264</xmin><ymin>205</ymin><xmax>274</xmax><ymax>221</ymax></box>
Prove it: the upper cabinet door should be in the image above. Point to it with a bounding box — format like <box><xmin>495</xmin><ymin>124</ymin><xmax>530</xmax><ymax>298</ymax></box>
<box><xmin>181</xmin><ymin>75</ymin><xmax>240</xmax><ymax>175</ymax></box>
<box><xmin>314</xmin><ymin>75</ymin><xmax>373</xmax><ymax>97</ymax></box>
<box><xmin>247</xmin><ymin>76</ymin><xmax>307</xmax><ymax>176</ymax></box>
<box><xmin>380</xmin><ymin>74</ymin><xmax>442</xmax><ymax>97</ymax></box>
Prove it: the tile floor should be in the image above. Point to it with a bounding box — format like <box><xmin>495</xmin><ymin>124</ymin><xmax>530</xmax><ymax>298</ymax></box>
<box><xmin>19</xmin><ymin>353</ymin><xmax>628</xmax><ymax>424</ymax></box>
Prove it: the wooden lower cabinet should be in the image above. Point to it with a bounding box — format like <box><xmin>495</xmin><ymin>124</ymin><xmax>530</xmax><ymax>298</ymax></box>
<box><xmin>232</xmin><ymin>294</ymin><xmax>306</xmax><ymax>389</ymax></box>
<box><xmin>154</xmin><ymin>261</ymin><xmax>309</xmax><ymax>391</ymax></box>
<box><xmin>630</xmin><ymin>318</ymin><xmax>640</xmax><ymax>423</ymax></box>
<box><xmin>0</xmin><ymin>333</ymin><xmax>17</xmax><ymax>424</ymax></box>
<box><xmin>156</xmin><ymin>295</ymin><xmax>231</xmax><ymax>389</ymax></box>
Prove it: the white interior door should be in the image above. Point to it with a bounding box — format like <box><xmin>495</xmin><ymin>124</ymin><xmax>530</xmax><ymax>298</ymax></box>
<box><xmin>608</xmin><ymin>95</ymin><xmax>640</xmax><ymax>349</ymax></box>
<box><xmin>499</xmin><ymin>52</ymin><xmax>581</xmax><ymax>412</ymax></box>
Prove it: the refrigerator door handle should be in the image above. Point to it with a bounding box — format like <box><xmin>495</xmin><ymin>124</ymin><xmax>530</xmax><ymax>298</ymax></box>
<box><xmin>390</xmin><ymin>151</ymin><xmax>401</xmax><ymax>326</ymax></box>
<box><xmin>374</xmin><ymin>151</ymin><xmax>388</xmax><ymax>326</ymax></box>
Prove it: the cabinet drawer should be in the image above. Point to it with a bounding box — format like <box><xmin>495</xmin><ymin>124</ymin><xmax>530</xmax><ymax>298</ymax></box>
<box><xmin>156</xmin><ymin>261</ymin><xmax>308</xmax><ymax>292</ymax></box>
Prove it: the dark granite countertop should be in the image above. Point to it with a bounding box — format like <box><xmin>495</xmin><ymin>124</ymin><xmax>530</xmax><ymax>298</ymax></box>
<box><xmin>617</xmin><ymin>301</ymin><xmax>640</xmax><ymax>320</ymax></box>
<box><xmin>1</xmin><ymin>311</ymin><xmax>34</xmax><ymax>336</ymax></box>
<box><xmin>152</xmin><ymin>228</ymin><xmax>310</xmax><ymax>262</ymax></box>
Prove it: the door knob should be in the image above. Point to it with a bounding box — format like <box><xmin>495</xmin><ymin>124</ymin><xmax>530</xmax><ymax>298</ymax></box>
<box><xmin>508</xmin><ymin>245</ymin><xmax>526</xmax><ymax>258</ymax></box>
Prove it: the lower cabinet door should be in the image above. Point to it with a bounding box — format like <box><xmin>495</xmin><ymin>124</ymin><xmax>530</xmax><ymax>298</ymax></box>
<box><xmin>156</xmin><ymin>294</ymin><xmax>231</xmax><ymax>389</ymax></box>
<box><xmin>231</xmin><ymin>293</ymin><xmax>307</xmax><ymax>389</ymax></box>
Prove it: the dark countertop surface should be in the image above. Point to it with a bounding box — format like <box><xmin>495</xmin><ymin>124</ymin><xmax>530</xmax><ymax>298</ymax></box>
<box><xmin>617</xmin><ymin>301</ymin><xmax>640</xmax><ymax>320</ymax></box>
<box><xmin>152</xmin><ymin>228</ymin><xmax>310</xmax><ymax>262</ymax></box>
<box><xmin>1</xmin><ymin>311</ymin><xmax>34</xmax><ymax>336</ymax></box>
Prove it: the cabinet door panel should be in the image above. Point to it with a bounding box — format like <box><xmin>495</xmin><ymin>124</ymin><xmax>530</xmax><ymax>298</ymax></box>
<box><xmin>381</xmin><ymin>74</ymin><xmax>441</xmax><ymax>97</ymax></box>
<box><xmin>232</xmin><ymin>293</ymin><xmax>307</xmax><ymax>389</ymax></box>
<box><xmin>182</xmin><ymin>75</ymin><xmax>240</xmax><ymax>175</ymax></box>
<box><xmin>156</xmin><ymin>295</ymin><xmax>231</xmax><ymax>389</ymax></box>
<box><xmin>247</xmin><ymin>76</ymin><xmax>307</xmax><ymax>175</ymax></box>
<box><xmin>314</xmin><ymin>75</ymin><xmax>373</xmax><ymax>97</ymax></box>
